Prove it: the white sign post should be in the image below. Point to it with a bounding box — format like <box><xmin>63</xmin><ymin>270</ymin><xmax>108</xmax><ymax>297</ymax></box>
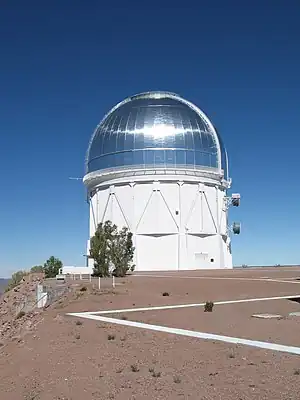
<box><xmin>37</xmin><ymin>284</ymin><xmax>47</xmax><ymax>308</ymax></box>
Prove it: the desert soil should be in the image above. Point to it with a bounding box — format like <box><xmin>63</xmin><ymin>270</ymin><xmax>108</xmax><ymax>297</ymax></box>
<box><xmin>1</xmin><ymin>267</ymin><xmax>300</xmax><ymax>399</ymax></box>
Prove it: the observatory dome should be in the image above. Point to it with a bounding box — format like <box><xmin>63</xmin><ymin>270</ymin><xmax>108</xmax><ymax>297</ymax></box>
<box><xmin>86</xmin><ymin>91</ymin><xmax>228</xmax><ymax>178</ymax></box>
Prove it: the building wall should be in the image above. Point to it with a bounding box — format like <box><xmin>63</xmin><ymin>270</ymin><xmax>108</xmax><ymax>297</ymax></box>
<box><xmin>88</xmin><ymin>177</ymin><xmax>232</xmax><ymax>271</ymax></box>
<box><xmin>62</xmin><ymin>266</ymin><xmax>93</xmax><ymax>275</ymax></box>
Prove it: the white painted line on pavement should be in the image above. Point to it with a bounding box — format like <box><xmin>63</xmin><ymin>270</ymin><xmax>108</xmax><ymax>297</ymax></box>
<box><xmin>82</xmin><ymin>294</ymin><xmax>300</xmax><ymax>315</ymax></box>
<box><xmin>67</xmin><ymin>312</ymin><xmax>300</xmax><ymax>356</ymax></box>
<box><xmin>265</xmin><ymin>279</ymin><xmax>300</xmax><ymax>284</ymax></box>
<box><xmin>132</xmin><ymin>274</ymin><xmax>300</xmax><ymax>284</ymax></box>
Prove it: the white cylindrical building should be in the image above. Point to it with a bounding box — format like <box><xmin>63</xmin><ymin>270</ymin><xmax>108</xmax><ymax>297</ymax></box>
<box><xmin>84</xmin><ymin>91</ymin><xmax>235</xmax><ymax>271</ymax></box>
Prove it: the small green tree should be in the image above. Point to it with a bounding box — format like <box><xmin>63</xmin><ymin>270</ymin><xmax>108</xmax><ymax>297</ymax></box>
<box><xmin>5</xmin><ymin>270</ymin><xmax>28</xmax><ymax>292</ymax></box>
<box><xmin>90</xmin><ymin>221</ymin><xmax>117</xmax><ymax>277</ymax></box>
<box><xmin>90</xmin><ymin>221</ymin><xmax>135</xmax><ymax>277</ymax></box>
<box><xmin>43</xmin><ymin>256</ymin><xmax>63</xmax><ymax>278</ymax></box>
<box><xmin>110</xmin><ymin>227</ymin><xmax>135</xmax><ymax>277</ymax></box>
<box><xmin>30</xmin><ymin>265</ymin><xmax>44</xmax><ymax>273</ymax></box>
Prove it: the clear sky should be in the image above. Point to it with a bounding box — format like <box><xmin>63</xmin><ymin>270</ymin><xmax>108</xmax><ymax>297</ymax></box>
<box><xmin>0</xmin><ymin>0</ymin><xmax>299</xmax><ymax>277</ymax></box>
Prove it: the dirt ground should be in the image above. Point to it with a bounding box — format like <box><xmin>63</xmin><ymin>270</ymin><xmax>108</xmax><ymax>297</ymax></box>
<box><xmin>1</xmin><ymin>267</ymin><xmax>300</xmax><ymax>399</ymax></box>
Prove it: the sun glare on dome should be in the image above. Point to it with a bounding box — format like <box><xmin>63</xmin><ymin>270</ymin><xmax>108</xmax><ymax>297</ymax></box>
<box><xmin>143</xmin><ymin>124</ymin><xmax>176</xmax><ymax>138</ymax></box>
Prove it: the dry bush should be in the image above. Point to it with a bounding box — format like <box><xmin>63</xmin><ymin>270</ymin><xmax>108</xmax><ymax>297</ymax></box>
<box><xmin>204</xmin><ymin>301</ymin><xmax>214</xmax><ymax>312</ymax></box>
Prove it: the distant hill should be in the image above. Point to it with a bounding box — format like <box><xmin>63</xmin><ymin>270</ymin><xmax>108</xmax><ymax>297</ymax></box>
<box><xmin>0</xmin><ymin>279</ymin><xmax>9</xmax><ymax>295</ymax></box>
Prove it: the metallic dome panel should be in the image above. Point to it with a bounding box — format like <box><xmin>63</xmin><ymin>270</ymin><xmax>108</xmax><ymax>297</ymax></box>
<box><xmin>86</xmin><ymin>92</ymin><xmax>227</xmax><ymax>177</ymax></box>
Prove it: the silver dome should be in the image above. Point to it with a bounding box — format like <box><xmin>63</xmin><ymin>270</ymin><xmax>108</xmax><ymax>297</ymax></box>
<box><xmin>86</xmin><ymin>91</ymin><xmax>228</xmax><ymax>178</ymax></box>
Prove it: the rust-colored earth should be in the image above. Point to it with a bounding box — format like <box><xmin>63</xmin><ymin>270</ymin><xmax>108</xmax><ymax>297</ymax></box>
<box><xmin>1</xmin><ymin>267</ymin><xmax>300</xmax><ymax>399</ymax></box>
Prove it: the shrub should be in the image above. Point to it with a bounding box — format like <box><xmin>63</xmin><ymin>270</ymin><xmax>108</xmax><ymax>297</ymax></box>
<box><xmin>16</xmin><ymin>310</ymin><xmax>26</xmax><ymax>319</ymax></box>
<box><xmin>130</xmin><ymin>364</ymin><xmax>139</xmax><ymax>372</ymax></box>
<box><xmin>151</xmin><ymin>371</ymin><xmax>161</xmax><ymax>378</ymax></box>
<box><xmin>80</xmin><ymin>286</ymin><xmax>87</xmax><ymax>292</ymax></box>
<box><xmin>162</xmin><ymin>292</ymin><xmax>170</xmax><ymax>297</ymax></box>
<box><xmin>30</xmin><ymin>265</ymin><xmax>44</xmax><ymax>273</ymax></box>
<box><xmin>294</xmin><ymin>369</ymin><xmax>300</xmax><ymax>375</ymax></box>
<box><xmin>108</xmin><ymin>334</ymin><xmax>115</xmax><ymax>340</ymax></box>
<box><xmin>5</xmin><ymin>270</ymin><xmax>28</xmax><ymax>292</ymax></box>
<box><xmin>204</xmin><ymin>301</ymin><xmax>214</xmax><ymax>312</ymax></box>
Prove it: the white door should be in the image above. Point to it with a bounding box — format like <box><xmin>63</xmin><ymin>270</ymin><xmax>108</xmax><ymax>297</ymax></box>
<box><xmin>136</xmin><ymin>234</ymin><xmax>178</xmax><ymax>271</ymax></box>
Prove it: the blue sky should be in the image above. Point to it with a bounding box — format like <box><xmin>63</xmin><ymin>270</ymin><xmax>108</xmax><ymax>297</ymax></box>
<box><xmin>0</xmin><ymin>1</ymin><xmax>299</xmax><ymax>277</ymax></box>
